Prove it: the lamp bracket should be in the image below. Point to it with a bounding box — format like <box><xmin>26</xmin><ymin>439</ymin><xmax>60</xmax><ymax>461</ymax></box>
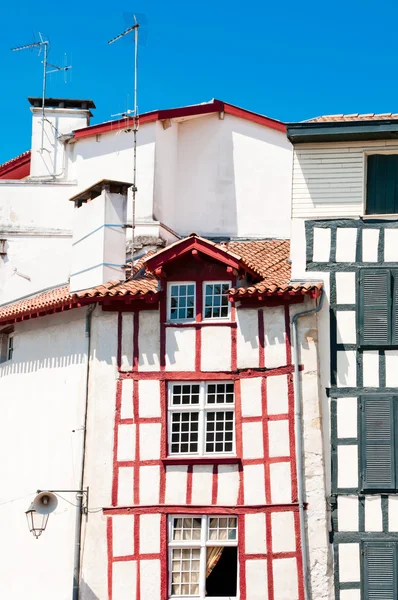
<box><xmin>37</xmin><ymin>487</ymin><xmax>89</xmax><ymax>515</ymax></box>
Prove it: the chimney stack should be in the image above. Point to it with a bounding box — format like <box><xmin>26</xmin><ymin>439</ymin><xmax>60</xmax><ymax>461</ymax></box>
<box><xmin>28</xmin><ymin>97</ymin><xmax>95</xmax><ymax>178</ymax></box>
<box><xmin>69</xmin><ymin>180</ymin><xmax>130</xmax><ymax>293</ymax></box>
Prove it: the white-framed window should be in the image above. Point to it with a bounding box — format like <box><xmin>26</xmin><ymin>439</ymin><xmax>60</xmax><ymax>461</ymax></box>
<box><xmin>168</xmin><ymin>283</ymin><xmax>196</xmax><ymax>322</ymax></box>
<box><xmin>168</xmin><ymin>382</ymin><xmax>235</xmax><ymax>456</ymax></box>
<box><xmin>0</xmin><ymin>330</ymin><xmax>14</xmax><ymax>364</ymax></box>
<box><xmin>203</xmin><ymin>282</ymin><xmax>231</xmax><ymax>320</ymax></box>
<box><xmin>169</xmin><ymin>515</ymin><xmax>238</xmax><ymax>599</ymax></box>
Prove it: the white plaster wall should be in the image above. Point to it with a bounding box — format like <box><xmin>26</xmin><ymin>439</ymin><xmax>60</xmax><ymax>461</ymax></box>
<box><xmin>73</xmin><ymin>123</ymin><xmax>156</xmax><ymax>223</ymax></box>
<box><xmin>201</xmin><ymin>326</ymin><xmax>231</xmax><ymax>371</ymax></box>
<box><xmin>165</xmin><ymin>113</ymin><xmax>292</xmax><ymax>238</ymax></box>
<box><xmin>0</xmin><ymin>182</ymin><xmax>75</xmax><ymax>303</ymax></box>
<box><xmin>262</xmin><ymin>306</ymin><xmax>286</xmax><ymax>368</ymax></box>
<box><xmin>236</xmin><ymin>308</ymin><xmax>259</xmax><ymax>369</ymax></box>
<box><xmin>80</xmin><ymin>309</ymin><xmax>119</xmax><ymax>600</ymax></box>
<box><xmin>216</xmin><ymin>464</ymin><xmax>239</xmax><ymax>505</ymax></box>
<box><xmin>165</xmin><ymin>327</ymin><xmax>195</xmax><ymax>371</ymax></box>
<box><xmin>0</xmin><ymin>308</ymin><xmax>88</xmax><ymax>600</ymax></box>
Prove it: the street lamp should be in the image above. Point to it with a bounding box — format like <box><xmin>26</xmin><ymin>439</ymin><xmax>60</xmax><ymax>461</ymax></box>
<box><xmin>25</xmin><ymin>504</ymin><xmax>49</xmax><ymax>539</ymax></box>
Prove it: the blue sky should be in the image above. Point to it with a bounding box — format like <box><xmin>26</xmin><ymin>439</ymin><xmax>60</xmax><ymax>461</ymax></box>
<box><xmin>1</xmin><ymin>0</ymin><xmax>398</xmax><ymax>163</ymax></box>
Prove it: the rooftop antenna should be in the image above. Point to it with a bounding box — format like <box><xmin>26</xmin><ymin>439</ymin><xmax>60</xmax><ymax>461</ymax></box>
<box><xmin>11</xmin><ymin>34</ymin><xmax>72</xmax><ymax>154</ymax></box>
<box><xmin>108</xmin><ymin>16</ymin><xmax>139</xmax><ymax>275</ymax></box>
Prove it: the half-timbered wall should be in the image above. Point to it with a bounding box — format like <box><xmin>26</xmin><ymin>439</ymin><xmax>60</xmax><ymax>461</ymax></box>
<box><xmin>82</xmin><ymin>258</ymin><xmax>328</xmax><ymax>600</ymax></box>
<box><xmin>301</xmin><ymin>218</ymin><xmax>398</xmax><ymax>600</ymax></box>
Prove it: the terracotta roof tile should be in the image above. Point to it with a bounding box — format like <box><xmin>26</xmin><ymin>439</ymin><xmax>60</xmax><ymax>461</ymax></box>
<box><xmin>0</xmin><ymin>150</ymin><xmax>31</xmax><ymax>171</ymax></box>
<box><xmin>306</xmin><ymin>113</ymin><xmax>398</xmax><ymax>123</ymax></box>
<box><xmin>0</xmin><ymin>238</ymin><xmax>322</xmax><ymax>323</ymax></box>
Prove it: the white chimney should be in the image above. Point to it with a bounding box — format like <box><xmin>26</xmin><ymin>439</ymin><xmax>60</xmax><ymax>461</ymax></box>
<box><xmin>69</xmin><ymin>180</ymin><xmax>130</xmax><ymax>293</ymax></box>
<box><xmin>28</xmin><ymin>97</ymin><xmax>95</xmax><ymax>178</ymax></box>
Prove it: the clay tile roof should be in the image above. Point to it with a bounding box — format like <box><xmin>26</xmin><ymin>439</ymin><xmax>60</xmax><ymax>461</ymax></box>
<box><xmin>0</xmin><ymin>150</ymin><xmax>31</xmax><ymax>171</ymax></box>
<box><xmin>306</xmin><ymin>113</ymin><xmax>398</xmax><ymax>123</ymax></box>
<box><xmin>0</xmin><ymin>239</ymin><xmax>322</xmax><ymax>324</ymax></box>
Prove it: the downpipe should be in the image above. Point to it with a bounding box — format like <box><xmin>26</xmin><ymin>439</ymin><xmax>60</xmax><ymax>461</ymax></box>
<box><xmin>73</xmin><ymin>303</ymin><xmax>96</xmax><ymax>600</ymax></box>
<box><xmin>291</xmin><ymin>288</ymin><xmax>324</xmax><ymax>600</ymax></box>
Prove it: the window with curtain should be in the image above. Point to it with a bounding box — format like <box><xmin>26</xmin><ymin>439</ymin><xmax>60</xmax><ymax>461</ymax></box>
<box><xmin>169</xmin><ymin>515</ymin><xmax>238</xmax><ymax>599</ymax></box>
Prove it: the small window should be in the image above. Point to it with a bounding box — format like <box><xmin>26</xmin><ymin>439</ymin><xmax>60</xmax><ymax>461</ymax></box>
<box><xmin>169</xmin><ymin>515</ymin><xmax>238</xmax><ymax>599</ymax></box>
<box><xmin>203</xmin><ymin>282</ymin><xmax>231</xmax><ymax>319</ymax></box>
<box><xmin>168</xmin><ymin>283</ymin><xmax>196</xmax><ymax>322</ymax></box>
<box><xmin>0</xmin><ymin>329</ymin><xmax>14</xmax><ymax>364</ymax></box>
<box><xmin>360</xmin><ymin>395</ymin><xmax>398</xmax><ymax>491</ymax></box>
<box><xmin>366</xmin><ymin>154</ymin><xmax>398</xmax><ymax>215</ymax></box>
<box><xmin>168</xmin><ymin>382</ymin><xmax>235</xmax><ymax>456</ymax></box>
<box><xmin>358</xmin><ymin>269</ymin><xmax>398</xmax><ymax>347</ymax></box>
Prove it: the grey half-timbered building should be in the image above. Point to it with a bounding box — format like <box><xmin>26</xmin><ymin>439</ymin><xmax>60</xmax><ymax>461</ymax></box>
<box><xmin>288</xmin><ymin>114</ymin><xmax>398</xmax><ymax>600</ymax></box>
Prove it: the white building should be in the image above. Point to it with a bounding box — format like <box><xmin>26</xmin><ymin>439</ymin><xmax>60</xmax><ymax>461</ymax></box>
<box><xmin>0</xmin><ymin>98</ymin><xmax>330</xmax><ymax>600</ymax></box>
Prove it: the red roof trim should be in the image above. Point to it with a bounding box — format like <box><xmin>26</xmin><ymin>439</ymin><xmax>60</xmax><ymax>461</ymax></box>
<box><xmin>145</xmin><ymin>236</ymin><xmax>243</xmax><ymax>273</ymax></box>
<box><xmin>73</xmin><ymin>99</ymin><xmax>285</xmax><ymax>140</ymax></box>
<box><xmin>0</xmin><ymin>150</ymin><xmax>31</xmax><ymax>180</ymax></box>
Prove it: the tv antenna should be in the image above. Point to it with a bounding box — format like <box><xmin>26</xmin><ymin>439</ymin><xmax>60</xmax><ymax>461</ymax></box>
<box><xmin>108</xmin><ymin>16</ymin><xmax>139</xmax><ymax>273</ymax></box>
<box><xmin>11</xmin><ymin>33</ymin><xmax>72</xmax><ymax>154</ymax></box>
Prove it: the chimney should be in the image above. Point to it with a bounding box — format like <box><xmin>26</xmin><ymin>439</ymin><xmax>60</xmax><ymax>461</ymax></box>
<box><xmin>28</xmin><ymin>97</ymin><xmax>95</xmax><ymax>178</ymax></box>
<box><xmin>69</xmin><ymin>180</ymin><xmax>130</xmax><ymax>293</ymax></box>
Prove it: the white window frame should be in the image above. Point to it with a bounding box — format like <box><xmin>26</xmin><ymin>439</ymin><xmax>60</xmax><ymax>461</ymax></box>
<box><xmin>0</xmin><ymin>331</ymin><xmax>13</xmax><ymax>364</ymax></box>
<box><xmin>168</xmin><ymin>381</ymin><xmax>235</xmax><ymax>457</ymax></box>
<box><xmin>202</xmin><ymin>281</ymin><xmax>231</xmax><ymax>321</ymax></box>
<box><xmin>168</xmin><ymin>514</ymin><xmax>238</xmax><ymax>600</ymax></box>
<box><xmin>167</xmin><ymin>282</ymin><xmax>196</xmax><ymax>323</ymax></box>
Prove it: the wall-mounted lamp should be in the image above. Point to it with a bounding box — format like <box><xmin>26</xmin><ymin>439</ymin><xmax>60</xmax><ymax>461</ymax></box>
<box><xmin>25</xmin><ymin>489</ymin><xmax>88</xmax><ymax>539</ymax></box>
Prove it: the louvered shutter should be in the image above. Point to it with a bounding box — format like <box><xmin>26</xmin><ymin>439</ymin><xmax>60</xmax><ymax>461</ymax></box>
<box><xmin>392</xmin><ymin>271</ymin><xmax>398</xmax><ymax>345</ymax></box>
<box><xmin>361</xmin><ymin>396</ymin><xmax>395</xmax><ymax>491</ymax></box>
<box><xmin>359</xmin><ymin>269</ymin><xmax>391</xmax><ymax>346</ymax></box>
<box><xmin>363</xmin><ymin>542</ymin><xmax>396</xmax><ymax>600</ymax></box>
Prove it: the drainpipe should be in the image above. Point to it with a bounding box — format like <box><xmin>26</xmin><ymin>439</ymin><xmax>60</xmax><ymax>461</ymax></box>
<box><xmin>73</xmin><ymin>302</ymin><xmax>96</xmax><ymax>600</ymax></box>
<box><xmin>291</xmin><ymin>288</ymin><xmax>324</xmax><ymax>600</ymax></box>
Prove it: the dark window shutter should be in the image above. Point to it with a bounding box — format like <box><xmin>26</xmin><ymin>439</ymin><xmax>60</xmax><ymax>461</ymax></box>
<box><xmin>361</xmin><ymin>396</ymin><xmax>395</xmax><ymax>491</ymax></box>
<box><xmin>392</xmin><ymin>271</ymin><xmax>398</xmax><ymax>345</ymax></box>
<box><xmin>363</xmin><ymin>541</ymin><xmax>396</xmax><ymax>600</ymax></box>
<box><xmin>367</xmin><ymin>154</ymin><xmax>398</xmax><ymax>215</ymax></box>
<box><xmin>359</xmin><ymin>269</ymin><xmax>391</xmax><ymax>346</ymax></box>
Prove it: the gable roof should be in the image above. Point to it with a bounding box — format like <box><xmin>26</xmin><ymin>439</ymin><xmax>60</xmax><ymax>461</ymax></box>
<box><xmin>0</xmin><ymin>235</ymin><xmax>321</xmax><ymax>325</ymax></box>
<box><xmin>73</xmin><ymin>99</ymin><xmax>286</xmax><ymax>140</ymax></box>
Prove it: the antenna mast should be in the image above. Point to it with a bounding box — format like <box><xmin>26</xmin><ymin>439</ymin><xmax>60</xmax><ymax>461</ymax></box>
<box><xmin>108</xmin><ymin>16</ymin><xmax>139</xmax><ymax>275</ymax></box>
<box><xmin>11</xmin><ymin>34</ymin><xmax>72</xmax><ymax>154</ymax></box>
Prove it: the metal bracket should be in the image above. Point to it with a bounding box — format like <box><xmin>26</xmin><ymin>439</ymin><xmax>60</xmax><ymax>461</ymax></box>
<box><xmin>37</xmin><ymin>487</ymin><xmax>89</xmax><ymax>514</ymax></box>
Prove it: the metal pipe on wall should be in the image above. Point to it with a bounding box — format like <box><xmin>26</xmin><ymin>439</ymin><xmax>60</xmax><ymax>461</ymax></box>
<box><xmin>72</xmin><ymin>302</ymin><xmax>96</xmax><ymax>600</ymax></box>
<box><xmin>291</xmin><ymin>288</ymin><xmax>324</xmax><ymax>600</ymax></box>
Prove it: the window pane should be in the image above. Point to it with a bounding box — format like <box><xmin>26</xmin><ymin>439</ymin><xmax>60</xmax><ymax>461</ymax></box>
<box><xmin>206</xmin><ymin>382</ymin><xmax>235</xmax><ymax>405</ymax></box>
<box><xmin>208</xmin><ymin>517</ymin><xmax>237</xmax><ymax>541</ymax></box>
<box><xmin>171</xmin><ymin>547</ymin><xmax>201</xmax><ymax>596</ymax></box>
<box><xmin>169</xmin><ymin>283</ymin><xmax>195</xmax><ymax>320</ymax></box>
<box><xmin>170</xmin><ymin>412</ymin><xmax>199</xmax><ymax>454</ymax></box>
<box><xmin>203</xmin><ymin>282</ymin><xmax>230</xmax><ymax>319</ymax></box>
<box><xmin>171</xmin><ymin>383</ymin><xmax>200</xmax><ymax>406</ymax></box>
<box><xmin>205</xmin><ymin>411</ymin><xmax>234</xmax><ymax>453</ymax></box>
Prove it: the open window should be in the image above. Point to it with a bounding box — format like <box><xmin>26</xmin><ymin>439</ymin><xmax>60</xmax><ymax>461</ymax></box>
<box><xmin>169</xmin><ymin>515</ymin><xmax>238</xmax><ymax>599</ymax></box>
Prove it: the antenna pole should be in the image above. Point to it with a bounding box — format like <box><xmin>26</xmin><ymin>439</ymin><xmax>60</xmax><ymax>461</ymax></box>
<box><xmin>41</xmin><ymin>40</ymin><xmax>48</xmax><ymax>154</ymax></box>
<box><xmin>132</xmin><ymin>21</ymin><xmax>139</xmax><ymax>273</ymax></box>
<box><xmin>108</xmin><ymin>19</ymin><xmax>140</xmax><ymax>277</ymax></box>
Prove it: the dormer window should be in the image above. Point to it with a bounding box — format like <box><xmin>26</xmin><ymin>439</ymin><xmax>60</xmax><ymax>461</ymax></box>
<box><xmin>168</xmin><ymin>283</ymin><xmax>196</xmax><ymax>322</ymax></box>
<box><xmin>203</xmin><ymin>282</ymin><xmax>231</xmax><ymax>320</ymax></box>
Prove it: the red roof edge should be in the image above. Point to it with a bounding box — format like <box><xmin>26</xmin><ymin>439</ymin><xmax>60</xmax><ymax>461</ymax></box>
<box><xmin>145</xmin><ymin>235</ymin><xmax>244</xmax><ymax>274</ymax></box>
<box><xmin>0</xmin><ymin>151</ymin><xmax>31</xmax><ymax>180</ymax></box>
<box><xmin>73</xmin><ymin>99</ymin><xmax>286</xmax><ymax>140</ymax></box>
